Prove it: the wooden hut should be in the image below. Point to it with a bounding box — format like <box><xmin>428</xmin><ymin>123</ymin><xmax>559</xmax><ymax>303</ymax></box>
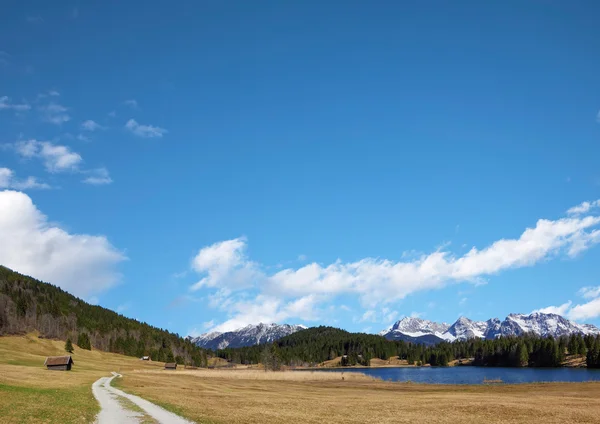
<box><xmin>164</xmin><ymin>362</ymin><xmax>177</xmax><ymax>370</ymax></box>
<box><xmin>44</xmin><ymin>356</ymin><xmax>74</xmax><ymax>371</ymax></box>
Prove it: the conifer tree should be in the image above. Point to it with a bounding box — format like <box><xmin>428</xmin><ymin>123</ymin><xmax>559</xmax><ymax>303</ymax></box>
<box><xmin>77</xmin><ymin>332</ymin><xmax>92</xmax><ymax>350</ymax></box>
<box><xmin>517</xmin><ymin>342</ymin><xmax>528</xmax><ymax>367</ymax></box>
<box><xmin>65</xmin><ymin>338</ymin><xmax>74</xmax><ymax>353</ymax></box>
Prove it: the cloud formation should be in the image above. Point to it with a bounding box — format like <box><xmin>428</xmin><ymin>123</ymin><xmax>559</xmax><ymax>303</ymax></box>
<box><xmin>579</xmin><ymin>286</ymin><xmax>600</xmax><ymax>300</ymax></box>
<box><xmin>125</xmin><ymin>119</ymin><xmax>167</xmax><ymax>138</ymax></box>
<box><xmin>190</xmin><ymin>237</ymin><xmax>260</xmax><ymax>291</ymax></box>
<box><xmin>535</xmin><ymin>284</ymin><xmax>600</xmax><ymax>321</ymax></box>
<box><xmin>190</xmin><ymin>200</ymin><xmax>600</xmax><ymax>332</ymax></box>
<box><xmin>15</xmin><ymin>140</ymin><xmax>82</xmax><ymax>172</ymax></box>
<box><xmin>40</xmin><ymin>102</ymin><xmax>70</xmax><ymax>124</ymax></box>
<box><xmin>0</xmin><ymin>168</ymin><xmax>49</xmax><ymax>190</ymax></box>
<box><xmin>81</xmin><ymin>120</ymin><xmax>104</xmax><ymax>131</ymax></box>
<box><xmin>0</xmin><ymin>190</ymin><xmax>126</xmax><ymax>297</ymax></box>
<box><xmin>533</xmin><ymin>301</ymin><xmax>573</xmax><ymax>316</ymax></box>
<box><xmin>0</xmin><ymin>96</ymin><xmax>30</xmax><ymax>112</ymax></box>
<box><xmin>567</xmin><ymin>200</ymin><xmax>600</xmax><ymax>216</ymax></box>
<box><xmin>82</xmin><ymin>167</ymin><xmax>113</xmax><ymax>185</ymax></box>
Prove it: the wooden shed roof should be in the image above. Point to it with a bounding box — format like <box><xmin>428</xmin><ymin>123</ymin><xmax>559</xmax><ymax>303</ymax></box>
<box><xmin>164</xmin><ymin>362</ymin><xmax>177</xmax><ymax>368</ymax></box>
<box><xmin>44</xmin><ymin>356</ymin><xmax>74</xmax><ymax>366</ymax></box>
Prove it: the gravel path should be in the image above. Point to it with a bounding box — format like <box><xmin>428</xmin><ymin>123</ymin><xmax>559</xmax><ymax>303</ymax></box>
<box><xmin>92</xmin><ymin>372</ymin><xmax>194</xmax><ymax>424</ymax></box>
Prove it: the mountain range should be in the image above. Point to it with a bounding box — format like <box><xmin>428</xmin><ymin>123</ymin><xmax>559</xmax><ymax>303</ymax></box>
<box><xmin>189</xmin><ymin>323</ymin><xmax>307</xmax><ymax>350</ymax></box>
<box><xmin>380</xmin><ymin>313</ymin><xmax>600</xmax><ymax>345</ymax></box>
<box><xmin>191</xmin><ymin>313</ymin><xmax>600</xmax><ymax>350</ymax></box>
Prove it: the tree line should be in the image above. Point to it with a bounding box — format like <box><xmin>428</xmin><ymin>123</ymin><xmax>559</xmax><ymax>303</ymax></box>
<box><xmin>216</xmin><ymin>326</ymin><xmax>600</xmax><ymax>368</ymax></box>
<box><xmin>0</xmin><ymin>266</ymin><xmax>209</xmax><ymax>367</ymax></box>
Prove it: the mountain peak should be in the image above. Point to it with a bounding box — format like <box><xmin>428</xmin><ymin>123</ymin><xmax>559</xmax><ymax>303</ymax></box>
<box><xmin>381</xmin><ymin>312</ymin><xmax>599</xmax><ymax>343</ymax></box>
<box><xmin>190</xmin><ymin>323</ymin><xmax>305</xmax><ymax>350</ymax></box>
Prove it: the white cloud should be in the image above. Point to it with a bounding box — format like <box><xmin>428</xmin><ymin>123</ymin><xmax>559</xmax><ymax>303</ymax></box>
<box><xmin>298</xmin><ymin>254</ymin><xmax>307</xmax><ymax>261</ymax></box>
<box><xmin>359</xmin><ymin>310</ymin><xmax>377</xmax><ymax>323</ymax></box>
<box><xmin>569</xmin><ymin>298</ymin><xmax>600</xmax><ymax>321</ymax></box>
<box><xmin>36</xmin><ymin>91</ymin><xmax>60</xmax><ymax>100</ymax></box>
<box><xmin>123</xmin><ymin>99</ymin><xmax>138</xmax><ymax>109</ymax></box>
<box><xmin>40</xmin><ymin>102</ymin><xmax>70</xmax><ymax>124</ymax></box>
<box><xmin>14</xmin><ymin>140</ymin><xmax>82</xmax><ymax>172</ymax></box>
<box><xmin>533</xmin><ymin>301</ymin><xmax>573</xmax><ymax>316</ymax></box>
<box><xmin>567</xmin><ymin>200</ymin><xmax>600</xmax><ymax>216</ymax></box>
<box><xmin>0</xmin><ymin>190</ymin><xmax>126</xmax><ymax>297</ymax></box>
<box><xmin>190</xmin><ymin>237</ymin><xmax>261</xmax><ymax>291</ymax></box>
<box><xmin>535</xmin><ymin>286</ymin><xmax>600</xmax><ymax>321</ymax></box>
<box><xmin>382</xmin><ymin>307</ymin><xmax>398</xmax><ymax>323</ymax></box>
<box><xmin>0</xmin><ymin>96</ymin><xmax>31</xmax><ymax>112</ymax></box>
<box><xmin>578</xmin><ymin>286</ymin><xmax>600</xmax><ymax>300</ymax></box>
<box><xmin>0</xmin><ymin>168</ymin><xmax>50</xmax><ymax>190</ymax></box>
<box><xmin>82</xmin><ymin>167</ymin><xmax>112</xmax><ymax>185</ymax></box>
<box><xmin>596</xmin><ymin>110</ymin><xmax>600</xmax><ymax>123</ymax></box>
<box><xmin>339</xmin><ymin>304</ymin><xmax>352</xmax><ymax>312</ymax></box>
<box><xmin>459</xmin><ymin>297</ymin><xmax>468</xmax><ymax>306</ymax></box>
<box><xmin>189</xmin><ymin>201</ymin><xmax>600</xmax><ymax>330</ymax></box>
<box><xmin>202</xmin><ymin>320</ymin><xmax>215</xmax><ymax>330</ymax></box>
<box><xmin>125</xmin><ymin>119</ymin><xmax>167</xmax><ymax>138</ymax></box>
<box><xmin>81</xmin><ymin>120</ymin><xmax>104</xmax><ymax>131</ymax></box>
<box><xmin>108</xmin><ymin>111</ymin><xmax>116</xmax><ymax>118</ymax></box>
<box><xmin>209</xmin><ymin>293</ymin><xmax>320</xmax><ymax>333</ymax></box>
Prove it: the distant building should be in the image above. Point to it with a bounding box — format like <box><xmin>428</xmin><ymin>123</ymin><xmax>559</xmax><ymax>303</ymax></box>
<box><xmin>44</xmin><ymin>356</ymin><xmax>74</xmax><ymax>371</ymax></box>
<box><xmin>165</xmin><ymin>362</ymin><xmax>177</xmax><ymax>370</ymax></box>
<box><xmin>141</xmin><ymin>356</ymin><xmax>150</xmax><ymax>361</ymax></box>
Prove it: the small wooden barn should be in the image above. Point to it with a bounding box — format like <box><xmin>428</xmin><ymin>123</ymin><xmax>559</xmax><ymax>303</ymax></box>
<box><xmin>164</xmin><ymin>362</ymin><xmax>177</xmax><ymax>370</ymax></box>
<box><xmin>44</xmin><ymin>355</ymin><xmax>74</xmax><ymax>371</ymax></box>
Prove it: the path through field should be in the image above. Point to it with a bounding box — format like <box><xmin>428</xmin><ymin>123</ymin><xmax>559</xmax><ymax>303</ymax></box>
<box><xmin>92</xmin><ymin>372</ymin><xmax>194</xmax><ymax>424</ymax></box>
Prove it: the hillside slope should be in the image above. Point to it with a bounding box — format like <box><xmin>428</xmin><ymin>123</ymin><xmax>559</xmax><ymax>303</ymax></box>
<box><xmin>0</xmin><ymin>333</ymin><xmax>167</xmax><ymax>423</ymax></box>
<box><xmin>0</xmin><ymin>266</ymin><xmax>208</xmax><ymax>366</ymax></box>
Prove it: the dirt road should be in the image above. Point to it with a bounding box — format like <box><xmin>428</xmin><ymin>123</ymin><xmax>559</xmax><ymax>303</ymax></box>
<box><xmin>92</xmin><ymin>372</ymin><xmax>194</xmax><ymax>424</ymax></box>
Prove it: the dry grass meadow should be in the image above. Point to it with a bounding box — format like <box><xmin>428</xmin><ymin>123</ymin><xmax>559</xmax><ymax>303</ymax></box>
<box><xmin>0</xmin><ymin>333</ymin><xmax>163</xmax><ymax>423</ymax></box>
<box><xmin>2</xmin><ymin>333</ymin><xmax>600</xmax><ymax>423</ymax></box>
<box><xmin>120</xmin><ymin>368</ymin><xmax>600</xmax><ymax>424</ymax></box>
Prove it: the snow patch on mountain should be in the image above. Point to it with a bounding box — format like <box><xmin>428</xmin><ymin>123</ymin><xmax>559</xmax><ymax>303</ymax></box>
<box><xmin>190</xmin><ymin>323</ymin><xmax>306</xmax><ymax>350</ymax></box>
<box><xmin>380</xmin><ymin>317</ymin><xmax>450</xmax><ymax>340</ymax></box>
<box><xmin>381</xmin><ymin>313</ymin><xmax>600</xmax><ymax>343</ymax></box>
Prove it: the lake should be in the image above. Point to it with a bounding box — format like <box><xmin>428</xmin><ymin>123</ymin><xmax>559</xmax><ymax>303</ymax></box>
<box><xmin>304</xmin><ymin>366</ymin><xmax>600</xmax><ymax>384</ymax></box>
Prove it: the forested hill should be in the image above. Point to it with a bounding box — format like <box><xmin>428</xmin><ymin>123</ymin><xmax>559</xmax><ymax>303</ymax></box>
<box><xmin>0</xmin><ymin>266</ymin><xmax>209</xmax><ymax>367</ymax></box>
<box><xmin>217</xmin><ymin>325</ymin><xmax>600</xmax><ymax>369</ymax></box>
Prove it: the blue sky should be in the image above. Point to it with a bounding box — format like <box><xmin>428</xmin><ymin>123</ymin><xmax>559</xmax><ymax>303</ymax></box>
<box><xmin>1</xmin><ymin>1</ymin><xmax>600</xmax><ymax>336</ymax></box>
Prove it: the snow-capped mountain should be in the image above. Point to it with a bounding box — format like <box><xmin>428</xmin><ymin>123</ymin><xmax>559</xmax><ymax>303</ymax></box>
<box><xmin>380</xmin><ymin>317</ymin><xmax>450</xmax><ymax>339</ymax></box>
<box><xmin>381</xmin><ymin>313</ymin><xmax>600</xmax><ymax>344</ymax></box>
<box><xmin>496</xmin><ymin>313</ymin><xmax>596</xmax><ymax>339</ymax></box>
<box><xmin>444</xmin><ymin>317</ymin><xmax>490</xmax><ymax>341</ymax></box>
<box><xmin>190</xmin><ymin>323</ymin><xmax>307</xmax><ymax>350</ymax></box>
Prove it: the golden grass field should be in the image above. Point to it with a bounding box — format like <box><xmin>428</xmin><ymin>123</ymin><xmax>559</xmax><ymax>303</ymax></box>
<box><xmin>117</xmin><ymin>369</ymin><xmax>600</xmax><ymax>424</ymax></box>
<box><xmin>0</xmin><ymin>333</ymin><xmax>163</xmax><ymax>423</ymax></box>
<box><xmin>2</xmin><ymin>334</ymin><xmax>600</xmax><ymax>423</ymax></box>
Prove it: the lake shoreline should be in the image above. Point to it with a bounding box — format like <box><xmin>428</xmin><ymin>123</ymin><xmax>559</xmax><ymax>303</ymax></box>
<box><xmin>291</xmin><ymin>364</ymin><xmax>600</xmax><ymax>385</ymax></box>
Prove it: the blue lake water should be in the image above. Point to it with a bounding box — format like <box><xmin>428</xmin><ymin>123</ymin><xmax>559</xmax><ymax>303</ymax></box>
<box><xmin>304</xmin><ymin>367</ymin><xmax>600</xmax><ymax>384</ymax></box>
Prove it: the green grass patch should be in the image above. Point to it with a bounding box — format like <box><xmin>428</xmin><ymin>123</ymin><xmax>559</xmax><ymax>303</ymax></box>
<box><xmin>0</xmin><ymin>383</ymin><xmax>98</xmax><ymax>423</ymax></box>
